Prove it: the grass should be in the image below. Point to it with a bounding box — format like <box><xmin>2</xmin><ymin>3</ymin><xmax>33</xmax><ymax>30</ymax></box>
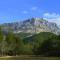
<box><xmin>0</xmin><ymin>56</ymin><xmax>60</xmax><ymax>60</ymax></box>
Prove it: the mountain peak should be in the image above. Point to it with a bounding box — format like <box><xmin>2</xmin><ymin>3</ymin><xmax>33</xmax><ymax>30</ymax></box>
<box><xmin>1</xmin><ymin>18</ymin><xmax>60</xmax><ymax>35</ymax></box>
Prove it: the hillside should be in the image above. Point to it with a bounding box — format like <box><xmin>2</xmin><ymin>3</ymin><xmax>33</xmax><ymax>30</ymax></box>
<box><xmin>0</xmin><ymin>25</ymin><xmax>60</xmax><ymax>56</ymax></box>
<box><xmin>23</xmin><ymin>32</ymin><xmax>60</xmax><ymax>56</ymax></box>
<box><xmin>23</xmin><ymin>32</ymin><xmax>57</xmax><ymax>44</ymax></box>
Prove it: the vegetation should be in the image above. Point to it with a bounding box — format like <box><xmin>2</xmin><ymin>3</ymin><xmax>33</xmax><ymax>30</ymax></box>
<box><xmin>0</xmin><ymin>26</ymin><xmax>60</xmax><ymax>57</ymax></box>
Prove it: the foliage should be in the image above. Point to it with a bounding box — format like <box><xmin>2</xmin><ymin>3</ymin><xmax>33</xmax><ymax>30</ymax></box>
<box><xmin>0</xmin><ymin>28</ymin><xmax>60</xmax><ymax>56</ymax></box>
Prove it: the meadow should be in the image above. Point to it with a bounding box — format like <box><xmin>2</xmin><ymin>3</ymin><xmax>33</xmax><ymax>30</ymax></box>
<box><xmin>0</xmin><ymin>56</ymin><xmax>60</xmax><ymax>60</ymax></box>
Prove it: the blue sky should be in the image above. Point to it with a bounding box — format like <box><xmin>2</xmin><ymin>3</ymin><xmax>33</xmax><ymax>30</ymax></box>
<box><xmin>0</xmin><ymin>0</ymin><xmax>60</xmax><ymax>25</ymax></box>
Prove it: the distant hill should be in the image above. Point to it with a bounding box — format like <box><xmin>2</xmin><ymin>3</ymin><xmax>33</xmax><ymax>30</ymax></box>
<box><xmin>23</xmin><ymin>32</ymin><xmax>57</xmax><ymax>44</ymax></box>
<box><xmin>1</xmin><ymin>18</ymin><xmax>60</xmax><ymax>35</ymax></box>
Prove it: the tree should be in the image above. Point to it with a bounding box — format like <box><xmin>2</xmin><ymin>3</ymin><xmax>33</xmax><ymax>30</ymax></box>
<box><xmin>14</xmin><ymin>36</ymin><xmax>24</xmax><ymax>55</ymax></box>
<box><xmin>6</xmin><ymin>32</ymin><xmax>25</xmax><ymax>55</ymax></box>
<box><xmin>0</xmin><ymin>26</ymin><xmax>5</xmax><ymax>56</ymax></box>
<box><xmin>33</xmin><ymin>36</ymin><xmax>60</xmax><ymax>56</ymax></box>
<box><xmin>31</xmin><ymin>32</ymin><xmax>60</xmax><ymax>56</ymax></box>
<box><xmin>5</xmin><ymin>32</ymin><xmax>16</xmax><ymax>55</ymax></box>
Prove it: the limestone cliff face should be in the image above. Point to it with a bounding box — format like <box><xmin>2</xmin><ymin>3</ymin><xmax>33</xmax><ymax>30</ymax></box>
<box><xmin>1</xmin><ymin>18</ymin><xmax>60</xmax><ymax>35</ymax></box>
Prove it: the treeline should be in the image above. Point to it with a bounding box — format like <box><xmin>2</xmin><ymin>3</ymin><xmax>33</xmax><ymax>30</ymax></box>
<box><xmin>0</xmin><ymin>27</ymin><xmax>60</xmax><ymax>56</ymax></box>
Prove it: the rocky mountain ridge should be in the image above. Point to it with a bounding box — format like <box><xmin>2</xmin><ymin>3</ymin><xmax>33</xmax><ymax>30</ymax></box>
<box><xmin>1</xmin><ymin>18</ymin><xmax>60</xmax><ymax>35</ymax></box>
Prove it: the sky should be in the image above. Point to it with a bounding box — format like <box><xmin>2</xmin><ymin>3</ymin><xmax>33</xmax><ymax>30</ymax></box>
<box><xmin>0</xmin><ymin>0</ymin><xmax>60</xmax><ymax>25</ymax></box>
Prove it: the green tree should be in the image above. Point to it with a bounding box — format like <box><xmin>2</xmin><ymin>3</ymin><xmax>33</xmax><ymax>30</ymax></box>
<box><xmin>32</xmin><ymin>32</ymin><xmax>58</xmax><ymax>56</ymax></box>
<box><xmin>6</xmin><ymin>32</ymin><xmax>24</xmax><ymax>55</ymax></box>
<box><xmin>5</xmin><ymin>32</ymin><xmax>16</xmax><ymax>55</ymax></box>
<box><xmin>34</xmin><ymin>36</ymin><xmax>60</xmax><ymax>56</ymax></box>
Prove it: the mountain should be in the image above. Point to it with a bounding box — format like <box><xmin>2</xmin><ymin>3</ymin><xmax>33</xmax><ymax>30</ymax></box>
<box><xmin>1</xmin><ymin>18</ymin><xmax>60</xmax><ymax>35</ymax></box>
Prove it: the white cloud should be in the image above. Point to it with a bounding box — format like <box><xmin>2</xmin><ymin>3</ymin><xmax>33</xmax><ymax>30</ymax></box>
<box><xmin>22</xmin><ymin>11</ymin><xmax>28</xmax><ymax>14</ymax></box>
<box><xmin>31</xmin><ymin>6</ymin><xmax>38</xmax><ymax>11</ymax></box>
<box><xmin>43</xmin><ymin>13</ymin><xmax>60</xmax><ymax>19</ymax></box>
<box><xmin>43</xmin><ymin>13</ymin><xmax>60</xmax><ymax>26</ymax></box>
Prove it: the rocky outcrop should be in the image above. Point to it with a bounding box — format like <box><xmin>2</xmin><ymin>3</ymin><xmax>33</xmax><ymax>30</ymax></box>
<box><xmin>1</xmin><ymin>18</ymin><xmax>60</xmax><ymax>35</ymax></box>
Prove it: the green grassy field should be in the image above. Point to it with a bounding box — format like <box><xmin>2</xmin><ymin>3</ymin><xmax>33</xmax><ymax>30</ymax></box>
<box><xmin>0</xmin><ymin>56</ymin><xmax>60</xmax><ymax>60</ymax></box>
